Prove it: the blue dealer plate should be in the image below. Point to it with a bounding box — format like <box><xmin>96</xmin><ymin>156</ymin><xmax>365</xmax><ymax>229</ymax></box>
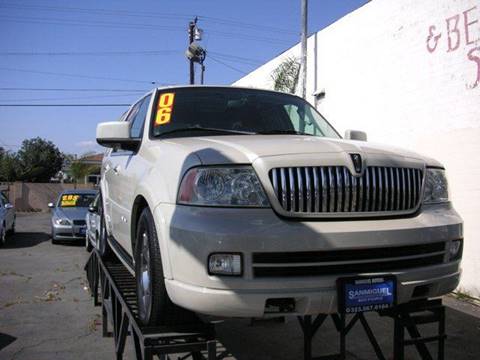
<box><xmin>338</xmin><ymin>276</ymin><xmax>396</xmax><ymax>314</ymax></box>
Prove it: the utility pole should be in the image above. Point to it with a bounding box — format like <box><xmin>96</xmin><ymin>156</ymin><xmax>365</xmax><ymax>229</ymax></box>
<box><xmin>188</xmin><ymin>18</ymin><xmax>197</xmax><ymax>85</ymax></box>
<box><xmin>300</xmin><ymin>0</ymin><xmax>308</xmax><ymax>99</ymax></box>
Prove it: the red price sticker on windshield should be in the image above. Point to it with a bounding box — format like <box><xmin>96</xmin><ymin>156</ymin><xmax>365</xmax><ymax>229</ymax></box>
<box><xmin>155</xmin><ymin>92</ymin><xmax>175</xmax><ymax>126</ymax></box>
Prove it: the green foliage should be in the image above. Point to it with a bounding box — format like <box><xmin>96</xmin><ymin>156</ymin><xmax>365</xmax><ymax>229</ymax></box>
<box><xmin>15</xmin><ymin>137</ymin><xmax>64</xmax><ymax>182</ymax></box>
<box><xmin>69</xmin><ymin>160</ymin><xmax>97</xmax><ymax>185</ymax></box>
<box><xmin>270</xmin><ymin>56</ymin><xmax>301</xmax><ymax>94</ymax></box>
<box><xmin>0</xmin><ymin>151</ymin><xmax>18</xmax><ymax>182</ymax></box>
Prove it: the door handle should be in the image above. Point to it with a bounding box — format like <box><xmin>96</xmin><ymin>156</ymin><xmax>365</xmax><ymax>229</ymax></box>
<box><xmin>104</xmin><ymin>163</ymin><xmax>110</xmax><ymax>171</ymax></box>
<box><xmin>113</xmin><ymin>165</ymin><xmax>121</xmax><ymax>174</ymax></box>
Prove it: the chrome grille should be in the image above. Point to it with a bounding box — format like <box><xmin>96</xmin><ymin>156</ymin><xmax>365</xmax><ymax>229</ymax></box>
<box><xmin>269</xmin><ymin>166</ymin><xmax>423</xmax><ymax>215</ymax></box>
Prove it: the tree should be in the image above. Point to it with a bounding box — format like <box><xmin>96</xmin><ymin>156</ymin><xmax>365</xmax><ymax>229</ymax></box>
<box><xmin>0</xmin><ymin>151</ymin><xmax>18</xmax><ymax>182</ymax></box>
<box><xmin>16</xmin><ymin>137</ymin><xmax>64</xmax><ymax>182</ymax></box>
<box><xmin>270</xmin><ymin>56</ymin><xmax>301</xmax><ymax>94</ymax></box>
<box><xmin>69</xmin><ymin>160</ymin><xmax>97</xmax><ymax>188</ymax></box>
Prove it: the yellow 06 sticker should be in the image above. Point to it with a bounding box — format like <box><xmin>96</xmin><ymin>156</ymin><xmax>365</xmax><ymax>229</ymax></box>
<box><xmin>155</xmin><ymin>93</ymin><xmax>175</xmax><ymax>126</ymax></box>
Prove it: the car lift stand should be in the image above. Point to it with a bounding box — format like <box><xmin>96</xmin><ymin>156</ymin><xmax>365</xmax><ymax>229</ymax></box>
<box><xmin>86</xmin><ymin>249</ymin><xmax>446</xmax><ymax>360</ymax></box>
<box><xmin>297</xmin><ymin>299</ymin><xmax>446</xmax><ymax>360</ymax></box>
<box><xmin>85</xmin><ymin>250</ymin><xmax>217</xmax><ymax>360</ymax></box>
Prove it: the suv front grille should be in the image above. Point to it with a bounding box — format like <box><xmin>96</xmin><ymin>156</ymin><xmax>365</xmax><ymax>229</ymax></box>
<box><xmin>269</xmin><ymin>166</ymin><xmax>423</xmax><ymax>216</ymax></box>
<box><xmin>252</xmin><ymin>242</ymin><xmax>445</xmax><ymax>278</ymax></box>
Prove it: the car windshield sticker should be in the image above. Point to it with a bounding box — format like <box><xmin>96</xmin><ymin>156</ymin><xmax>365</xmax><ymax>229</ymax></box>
<box><xmin>155</xmin><ymin>92</ymin><xmax>175</xmax><ymax>126</ymax></box>
<box><xmin>61</xmin><ymin>194</ymin><xmax>80</xmax><ymax>207</ymax></box>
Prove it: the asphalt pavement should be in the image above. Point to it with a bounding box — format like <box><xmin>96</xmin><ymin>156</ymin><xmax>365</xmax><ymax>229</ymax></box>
<box><xmin>1</xmin><ymin>213</ymin><xmax>479</xmax><ymax>359</ymax></box>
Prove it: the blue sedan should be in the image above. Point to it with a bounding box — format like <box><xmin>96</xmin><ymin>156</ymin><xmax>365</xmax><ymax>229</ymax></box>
<box><xmin>49</xmin><ymin>189</ymin><xmax>98</xmax><ymax>244</ymax></box>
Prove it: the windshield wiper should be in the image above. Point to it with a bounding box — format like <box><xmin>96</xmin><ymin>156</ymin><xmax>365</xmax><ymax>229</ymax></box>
<box><xmin>158</xmin><ymin>127</ymin><xmax>256</xmax><ymax>137</ymax></box>
<box><xmin>258</xmin><ymin>130</ymin><xmax>314</xmax><ymax>136</ymax></box>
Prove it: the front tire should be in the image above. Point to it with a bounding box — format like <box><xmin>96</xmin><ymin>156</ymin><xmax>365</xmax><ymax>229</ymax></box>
<box><xmin>134</xmin><ymin>208</ymin><xmax>185</xmax><ymax>326</ymax></box>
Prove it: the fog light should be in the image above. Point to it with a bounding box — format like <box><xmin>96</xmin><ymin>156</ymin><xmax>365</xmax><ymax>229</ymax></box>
<box><xmin>208</xmin><ymin>254</ymin><xmax>242</xmax><ymax>276</ymax></box>
<box><xmin>449</xmin><ymin>240</ymin><xmax>463</xmax><ymax>260</ymax></box>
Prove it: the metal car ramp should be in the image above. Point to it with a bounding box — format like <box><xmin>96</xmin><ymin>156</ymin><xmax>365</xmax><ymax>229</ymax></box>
<box><xmin>297</xmin><ymin>299</ymin><xmax>446</xmax><ymax>360</ymax></box>
<box><xmin>85</xmin><ymin>250</ymin><xmax>217</xmax><ymax>360</ymax></box>
<box><xmin>86</xmin><ymin>249</ymin><xmax>447</xmax><ymax>360</ymax></box>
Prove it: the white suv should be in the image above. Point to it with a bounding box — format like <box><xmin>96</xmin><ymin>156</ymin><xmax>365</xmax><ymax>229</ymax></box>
<box><xmin>96</xmin><ymin>86</ymin><xmax>462</xmax><ymax>325</ymax></box>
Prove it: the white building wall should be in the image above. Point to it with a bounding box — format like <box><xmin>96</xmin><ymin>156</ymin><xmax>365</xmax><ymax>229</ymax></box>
<box><xmin>234</xmin><ymin>0</ymin><xmax>480</xmax><ymax>297</ymax></box>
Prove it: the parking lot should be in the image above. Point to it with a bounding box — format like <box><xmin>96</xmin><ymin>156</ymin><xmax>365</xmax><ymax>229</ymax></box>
<box><xmin>0</xmin><ymin>213</ymin><xmax>479</xmax><ymax>360</ymax></box>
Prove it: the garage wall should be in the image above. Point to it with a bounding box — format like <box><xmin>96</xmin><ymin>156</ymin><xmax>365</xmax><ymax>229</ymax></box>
<box><xmin>234</xmin><ymin>0</ymin><xmax>480</xmax><ymax>297</ymax></box>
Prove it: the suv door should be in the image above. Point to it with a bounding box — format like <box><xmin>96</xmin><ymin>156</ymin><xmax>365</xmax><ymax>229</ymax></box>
<box><xmin>107</xmin><ymin>94</ymin><xmax>152</xmax><ymax>254</ymax></box>
<box><xmin>103</xmin><ymin>109</ymin><xmax>132</xmax><ymax>237</ymax></box>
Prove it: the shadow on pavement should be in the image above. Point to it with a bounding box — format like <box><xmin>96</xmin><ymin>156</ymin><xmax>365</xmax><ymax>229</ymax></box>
<box><xmin>2</xmin><ymin>232</ymin><xmax>50</xmax><ymax>249</ymax></box>
<box><xmin>0</xmin><ymin>333</ymin><xmax>16</xmax><ymax>351</ymax></box>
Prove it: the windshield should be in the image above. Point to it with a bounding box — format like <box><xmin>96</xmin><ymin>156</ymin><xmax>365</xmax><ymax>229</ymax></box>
<box><xmin>151</xmin><ymin>87</ymin><xmax>340</xmax><ymax>138</ymax></box>
<box><xmin>58</xmin><ymin>193</ymin><xmax>96</xmax><ymax>208</ymax></box>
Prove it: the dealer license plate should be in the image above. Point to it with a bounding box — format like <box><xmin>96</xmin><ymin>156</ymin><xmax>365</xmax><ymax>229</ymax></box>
<box><xmin>337</xmin><ymin>276</ymin><xmax>396</xmax><ymax>314</ymax></box>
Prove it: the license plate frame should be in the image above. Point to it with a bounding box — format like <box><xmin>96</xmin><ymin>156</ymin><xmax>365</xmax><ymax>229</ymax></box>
<box><xmin>337</xmin><ymin>275</ymin><xmax>397</xmax><ymax>314</ymax></box>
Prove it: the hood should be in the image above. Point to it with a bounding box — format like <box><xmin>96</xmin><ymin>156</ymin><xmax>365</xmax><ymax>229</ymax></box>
<box><xmin>155</xmin><ymin>135</ymin><xmax>443</xmax><ymax>167</ymax></box>
<box><xmin>54</xmin><ymin>207</ymin><xmax>89</xmax><ymax>221</ymax></box>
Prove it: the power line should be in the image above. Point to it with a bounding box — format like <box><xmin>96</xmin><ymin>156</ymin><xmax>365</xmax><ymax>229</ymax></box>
<box><xmin>0</xmin><ymin>3</ymin><xmax>193</xmax><ymax>21</ymax></box>
<box><xmin>0</xmin><ymin>67</ymin><xmax>160</xmax><ymax>84</ymax></box>
<box><xmin>0</xmin><ymin>87</ymin><xmax>148</xmax><ymax>92</ymax></box>
<box><xmin>0</xmin><ymin>93</ymin><xmax>144</xmax><ymax>102</ymax></box>
<box><xmin>208</xmin><ymin>56</ymin><xmax>248</xmax><ymax>75</ymax></box>
<box><xmin>0</xmin><ymin>2</ymin><xmax>296</xmax><ymax>35</ymax></box>
<box><xmin>0</xmin><ymin>50</ymin><xmax>182</xmax><ymax>56</ymax></box>
<box><xmin>0</xmin><ymin>49</ymin><xmax>264</xmax><ymax>65</ymax></box>
<box><xmin>0</xmin><ymin>16</ymin><xmax>291</xmax><ymax>45</ymax></box>
<box><xmin>198</xmin><ymin>15</ymin><xmax>296</xmax><ymax>35</ymax></box>
<box><xmin>207</xmin><ymin>51</ymin><xmax>263</xmax><ymax>65</ymax></box>
<box><xmin>0</xmin><ymin>15</ymin><xmax>184</xmax><ymax>32</ymax></box>
<box><xmin>0</xmin><ymin>104</ymin><xmax>130</xmax><ymax>107</ymax></box>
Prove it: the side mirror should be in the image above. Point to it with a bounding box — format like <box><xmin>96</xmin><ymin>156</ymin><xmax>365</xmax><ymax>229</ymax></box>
<box><xmin>96</xmin><ymin>121</ymin><xmax>140</xmax><ymax>152</ymax></box>
<box><xmin>88</xmin><ymin>205</ymin><xmax>97</xmax><ymax>213</ymax></box>
<box><xmin>48</xmin><ymin>202</ymin><xmax>54</xmax><ymax>209</ymax></box>
<box><xmin>4</xmin><ymin>203</ymin><xmax>13</xmax><ymax>209</ymax></box>
<box><xmin>345</xmin><ymin>129</ymin><xmax>367</xmax><ymax>142</ymax></box>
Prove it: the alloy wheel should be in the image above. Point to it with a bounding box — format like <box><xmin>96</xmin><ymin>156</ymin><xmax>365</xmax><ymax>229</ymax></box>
<box><xmin>138</xmin><ymin>232</ymin><xmax>152</xmax><ymax>321</ymax></box>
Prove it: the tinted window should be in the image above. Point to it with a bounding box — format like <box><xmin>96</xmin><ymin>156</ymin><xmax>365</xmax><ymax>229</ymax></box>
<box><xmin>130</xmin><ymin>95</ymin><xmax>151</xmax><ymax>138</ymax></box>
<box><xmin>151</xmin><ymin>87</ymin><xmax>339</xmax><ymax>139</ymax></box>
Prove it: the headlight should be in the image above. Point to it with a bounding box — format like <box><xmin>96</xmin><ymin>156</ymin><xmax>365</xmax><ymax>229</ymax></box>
<box><xmin>55</xmin><ymin>218</ymin><xmax>71</xmax><ymax>226</ymax></box>
<box><xmin>423</xmin><ymin>169</ymin><xmax>449</xmax><ymax>204</ymax></box>
<box><xmin>178</xmin><ymin>167</ymin><xmax>270</xmax><ymax>207</ymax></box>
<box><xmin>208</xmin><ymin>254</ymin><xmax>242</xmax><ymax>276</ymax></box>
<box><xmin>448</xmin><ymin>239</ymin><xmax>463</xmax><ymax>261</ymax></box>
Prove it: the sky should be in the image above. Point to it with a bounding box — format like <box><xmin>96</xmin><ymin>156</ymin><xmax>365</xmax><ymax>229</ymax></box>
<box><xmin>0</xmin><ymin>0</ymin><xmax>369</xmax><ymax>155</ymax></box>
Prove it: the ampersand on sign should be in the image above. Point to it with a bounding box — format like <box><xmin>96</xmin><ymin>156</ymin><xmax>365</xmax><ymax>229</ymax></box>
<box><xmin>426</xmin><ymin>25</ymin><xmax>442</xmax><ymax>53</ymax></box>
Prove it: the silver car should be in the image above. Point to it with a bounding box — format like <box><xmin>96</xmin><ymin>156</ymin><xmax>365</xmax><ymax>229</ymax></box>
<box><xmin>85</xmin><ymin>193</ymin><xmax>101</xmax><ymax>252</ymax></box>
<box><xmin>95</xmin><ymin>86</ymin><xmax>463</xmax><ymax>326</ymax></box>
<box><xmin>0</xmin><ymin>191</ymin><xmax>15</xmax><ymax>246</ymax></box>
<box><xmin>49</xmin><ymin>190</ymin><xmax>97</xmax><ymax>244</ymax></box>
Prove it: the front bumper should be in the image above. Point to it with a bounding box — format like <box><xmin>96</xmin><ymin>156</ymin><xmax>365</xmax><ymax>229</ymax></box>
<box><xmin>155</xmin><ymin>202</ymin><xmax>462</xmax><ymax>317</ymax></box>
<box><xmin>52</xmin><ymin>224</ymin><xmax>87</xmax><ymax>240</ymax></box>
